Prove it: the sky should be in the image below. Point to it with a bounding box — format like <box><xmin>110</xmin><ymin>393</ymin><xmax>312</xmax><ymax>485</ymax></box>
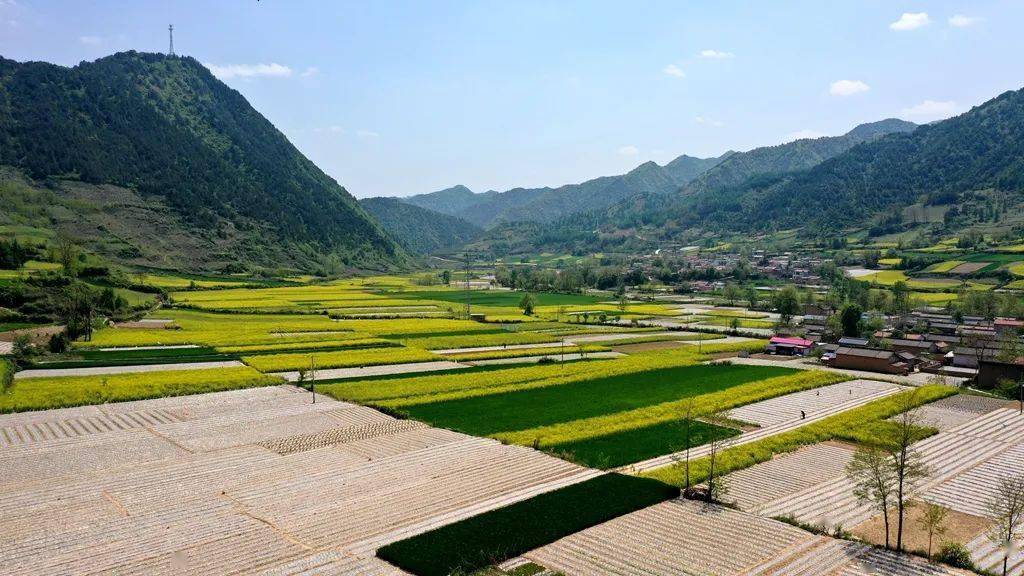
<box><xmin>1</xmin><ymin>1</ymin><xmax>1022</xmax><ymax>198</ymax></box>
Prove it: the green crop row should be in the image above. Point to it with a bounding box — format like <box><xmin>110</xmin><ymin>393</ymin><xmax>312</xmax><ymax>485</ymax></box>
<box><xmin>324</xmin><ymin>344</ymin><xmax>764</xmax><ymax>409</ymax></box>
<box><xmin>397</xmin><ymin>331</ymin><xmax>559</xmax><ymax>350</ymax></box>
<box><xmin>242</xmin><ymin>346</ymin><xmax>439</xmax><ymax>373</ymax></box>
<box><xmin>494</xmin><ymin>369</ymin><xmax>848</xmax><ymax>447</ymax></box>
<box><xmin>641</xmin><ymin>385</ymin><xmax>956</xmax><ymax>486</ymax></box>
<box><xmin>376</xmin><ymin>473</ymin><xmax>678</xmax><ymax>576</ymax></box>
<box><xmin>0</xmin><ymin>366</ymin><xmax>283</xmax><ymax>413</ymax></box>
<box><xmin>214</xmin><ymin>337</ymin><xmax>392</xmax><ymax>354</ymax></box>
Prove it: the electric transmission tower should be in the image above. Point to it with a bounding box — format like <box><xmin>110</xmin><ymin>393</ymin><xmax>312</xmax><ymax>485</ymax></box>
<box><xmin>168</xmin><ymin>24</ymin><xmax>175</xmax><ymax>56</ymax></box>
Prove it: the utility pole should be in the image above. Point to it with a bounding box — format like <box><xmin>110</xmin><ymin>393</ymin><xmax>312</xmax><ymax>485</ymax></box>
<box><xmin>309</xmin><ymin>355</ymin><xmax>316</xmax><ymax>404</ymax></box>
<box><xmin>464</xmin><ymin>251</ymin><xmax>472</xmax><ymax>318</ymax></box>
<box><xmin>168</xmin><ymin>24</ymin><xmax>175</xmax><ymax>56</ymax></box>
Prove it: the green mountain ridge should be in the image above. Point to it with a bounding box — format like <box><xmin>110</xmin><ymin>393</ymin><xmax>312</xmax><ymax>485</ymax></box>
<box><xmin>0</xmin><ymin>51</ymin><xmax>406</xmax><ymax>273</ymax></box>
<box><xmin>358</xmin><ymin>197</ymin><xmax>483</xmax><ymax>255</ymax></box>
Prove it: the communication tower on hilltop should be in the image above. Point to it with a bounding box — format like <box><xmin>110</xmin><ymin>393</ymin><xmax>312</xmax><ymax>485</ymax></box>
<box><xmin>168</xmin><ymin>24</ymin><xmax>175</xmax><ymax>56</ymax></box>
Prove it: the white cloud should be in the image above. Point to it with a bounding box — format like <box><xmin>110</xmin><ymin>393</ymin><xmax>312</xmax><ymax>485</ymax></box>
<box><xmin>900</xmin><ymin>99</ymin><xmax>958</xmax><ymax>120</ymax></box>
<box><xmin>205</xmin><ymin>62</ymin><xmax>293</xmax><ymax>80</ymax></box>
<box><xmin>79</xmin><ymin>35</ymin><xmax>102</xmax><ymax>45</ymax></box>
<box><xmin>618</xmin><ymin>145</ymin><xmax>639</xmax><ymax>157</ymax></box>
<box><xmin>785</xmin><ymin>129</ymin><xmax>828</xmax><ymax>142</ymax></box>
<box><xmin>890</xmin><ymin>12</ymin><xmax>931</xmax><ymax>31</ymax></box>
<box><xmin>301</xmin><ymin>66</ymin><xmax>319</xmax><ymax>77</ymax></box>
<box><xmin>694</xmin><ymin>116</ymin><xmax>724</xmax><ymax>127</ymax></box>
<box><xmin>313</xmin><ymin>125</ymin><xmax>345</xmax><ymax>134</ymax></box>
<box><xmin>356</xmin><ymin>129</ymin><xmax>380</xmax><ymax>138</ymax></box>
<box><xmin>948</xmin><ymin>14</ymin><xmax>982</xmax><ymax>28</ymax></box>
<box><xmin>829</xmin><ymin>79</ymin><xmax>870</xmax><ymax>96</ymax></box>
<box><xmin>662</xmin><ymin>64</ymin><xmax>685</xmax><ymax>78</ymax></box>
<box><xmin>699</xmin><ymin>49</ymin><xmax>734</xmax><ymax>59</ymax></box>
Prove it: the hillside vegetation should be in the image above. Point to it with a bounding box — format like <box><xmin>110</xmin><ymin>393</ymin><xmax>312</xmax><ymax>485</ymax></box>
<box><xmin>0</xmin><ymin>52</ymin><xmax>405</xmax><ymax>272</ymax></box>
<box><xmin>359</xmin><ymin>197</ymin><xmax>482</xmax><ymax>254</ymax></box>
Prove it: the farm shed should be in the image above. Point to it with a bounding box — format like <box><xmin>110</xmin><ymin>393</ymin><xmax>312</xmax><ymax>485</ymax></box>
<box><xmin>766</xmin><ymin>336</ymin><xmax>814</xmax><ymax>356</ymax></box>
<box><xmin>826</xmin><ymin>347</ymin><xmax>908</xmax><ymax>375</ymax></box>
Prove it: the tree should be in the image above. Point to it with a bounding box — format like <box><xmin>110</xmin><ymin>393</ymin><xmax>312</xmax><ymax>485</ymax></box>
<box><xmin>889</xmin><ymin>394</ymin><xmax>931</xmax><ymax>553</ymax></box>
<box><xmin>916</xmin><ymin>501</ymin><xmax>949</xmax><ymax>559</ymax></box>
<box><xmin>440</xmin><ymin>269</ymin><xmax>452</xmax><ymax>285</ymax></box>
<box><xmin>773</xmin><ymin>285</ymin><xmax>801</xmax><ymax>325</ymax></box>
<box><xmin>746</xmin><ymin>286</ymin><xmax>760</xmax><ymax>309</ymax></box>
<box><xmin>675</xmin><ymin>397</ymin><xmax>697</xmax><ymax>491</ymax></box>
<box><xmin>840</xmin><ymin>303</ymin><xmax>863</xmax><ymax>337</ymax></box>
<box><xmin>846</xmin><ymin>445</ymin><xmax>897</xmax><ymax>549</ymax></box>
<box><xmin>518</xmin><ymin>293</ymin><xmax>537</xmax><ymax>315</ymax></box>
<box><xmin>892</xmin><ymin>281</ymin><xmax>911</xmax><ymax>319</ymax></box>
<box><xmin>704</xmin><ymin>410</ymin><xmax>733</xmax><ymax>503</ymax></box>
<box><xmin>985</xmin><ymin>474</ymin><xmax>1024</xmax><ymax>576</ymax></box>
<box><xmin>56</xmin><ymin>234</ymin><xmax>78</xmax><ymax>277</ymax></box>
<box><xmin>723</xmin><ymin>283</ymin><xmax>741</xmax><ymax>306</ymax></box>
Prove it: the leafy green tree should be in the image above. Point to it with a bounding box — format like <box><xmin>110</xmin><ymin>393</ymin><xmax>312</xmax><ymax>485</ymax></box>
<box><xmin>840</xmin><ymin>303</ymin><xmax>863</xmax><ymax>337</ymax></box>
<box><xmin>772</xmin><ymin>285</ymin><xmax>801</xmax><ymax>325</ymax></box>
<box><xmin>441</xmin><ymin>270</ymin><xmax>452</xmax><ymax>285</ymax></box>
<box><xmin>518</xmin><ymin>293</ymin><xmax>537</xmax><ymax>315</ymax></box>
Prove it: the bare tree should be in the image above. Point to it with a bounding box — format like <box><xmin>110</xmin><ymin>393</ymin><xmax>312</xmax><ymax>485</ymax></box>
<box><xmin>56</xmin><ymin>234</ymin><xmax>78</xmax><ymax>277</ymax></box>
<box><xmin>916</xmin><ymin>501</ymin><xmax>949</xmax><ymax>559</ymax></box>
<box><xmin>704</xmin><ymin>410</ymin><xmax>733</xmax><ymax>504</ymax></box>
<box><xmin>677</xmin><ymin>397</ymin><xmax>697</xmax><ymax>491</ymax></box>
<box><xmin>986</xmin><ymin>474</ymin><xmax>1024</xmax><ymax>576</ymax></box>
<box><xmin>847</xmin><ymin>445</ymin><xmax>897</xmax><ymax>549</ymax></box>
<box><xmin>889</xmin><ymin>393</ymin><xmax>931</xmax><ymax>553</ymax></box>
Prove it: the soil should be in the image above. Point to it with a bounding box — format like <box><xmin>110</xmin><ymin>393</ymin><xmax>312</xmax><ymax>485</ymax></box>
<box><xmin>851</xmin><ymin>504</ymin><xmax>991</xmax><ymax>557</ymax></box>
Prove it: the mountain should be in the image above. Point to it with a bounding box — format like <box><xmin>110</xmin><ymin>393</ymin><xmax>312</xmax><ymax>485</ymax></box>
<box><xmin>0</xmin><ymin>51</ymin><xmax>406</xmax><ymax>272</ymax></box>
<box><xmin>359</xmin><ymin>197</ymin><xmax>482</xmax><ymax>254</ymax></box>
<box><xmin>675</xmin><ymin>89</ymin><xmax>1024</xmax><ymax>235</ymax></box>
<box><xmin>402</xmin><ymin>152</ymin><xmax>732</xmax><ymax>228</ymax></box>
<box><xmin>681</xmin><ymin>118</ymin><xmax>918</xmax><ymax>198</ymax></box>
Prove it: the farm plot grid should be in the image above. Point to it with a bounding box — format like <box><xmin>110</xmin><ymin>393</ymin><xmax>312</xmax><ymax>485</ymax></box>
<box><xmin>519</xmin><ymin>499</ymin><xmax>969</xmax><ymax>576</ymax></box>
<box><xmin>0</xmin><ymin>385</ymin><xmax>607</xmax><ymax>575</ymax></box>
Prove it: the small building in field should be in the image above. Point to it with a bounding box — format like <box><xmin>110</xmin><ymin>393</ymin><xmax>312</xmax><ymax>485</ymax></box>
<box><xmin>826</xmin><ymin>347</ymin><xmax>908</xmax><ymax>375</ymax></box>
<box><xmin>837</xmin><ymin>337</ymin><xmax>870</xmax><ymax>348</ymax></box>
<box><xmin>766</xmin><ymin>336</ymin><xmax>814</xmax><ymax>356</ymax></box>
<box><xmin>884</xmin><ymin>338</ymin><xmax>936</xmax><ymax>355</ymax></box>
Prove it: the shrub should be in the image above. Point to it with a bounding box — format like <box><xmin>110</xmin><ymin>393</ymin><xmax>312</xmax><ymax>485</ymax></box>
<box><xmin>935</xmin><ymin>542</ymin><xmax>975</xmax><ymax>570</ymax></box>
<box><xmin>376</xmin><ymin>474</ymin><xmax>678</xmax><ymax>576</ymax></box>
<box><xmin>0</xmin><ymin>358</ymin><xmax>14</xmax><ymax>394</ymax></box>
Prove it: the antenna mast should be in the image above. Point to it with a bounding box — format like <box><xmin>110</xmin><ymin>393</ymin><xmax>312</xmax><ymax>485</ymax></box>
<box><xmin>168</xmin><ymin>24</ymin><xmax>175</xmax><ymax>56</ymax></box>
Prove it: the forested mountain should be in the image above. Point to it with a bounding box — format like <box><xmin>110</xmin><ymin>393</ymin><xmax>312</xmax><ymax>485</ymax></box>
<box><xmin>359</xmin><ymin>197</ymin><xmax>482</xmax><ymax>254</ymax></box>
<box><xmin>0</xmin><ymin>51</ymin><xmax>406</xmax><ymax>272</ymax></box>
<box><xmin>469</xmin><ymin>95</ymin><xmax>1024</xmax><ymax>256</ymax></box>
<box><xmin>671</xmin><ymin>89</ymin><xmax>1024</xmax><ymax>235</ymax></box>
<box><xmin>681</xmin><ymin>118</ymin><xmax>917</xmax><ymax>197</ymax></box>
<box><xmin>401</xmin><ymin>152</ymin><xmax>731</xmax><ymax>228</ymax></box>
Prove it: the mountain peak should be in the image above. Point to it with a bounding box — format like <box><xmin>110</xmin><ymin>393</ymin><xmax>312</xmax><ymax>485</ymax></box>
<box><xmin>846</xmin><ymin>118</ymin><xmax>918</xmax><ymax>140</ymax></box>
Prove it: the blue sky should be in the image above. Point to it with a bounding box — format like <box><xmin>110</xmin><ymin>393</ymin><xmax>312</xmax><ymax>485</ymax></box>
<box><xmin>1</xmin><ymin>1</ymin><xmax>1021</xmax><ymax>198</ymax></box>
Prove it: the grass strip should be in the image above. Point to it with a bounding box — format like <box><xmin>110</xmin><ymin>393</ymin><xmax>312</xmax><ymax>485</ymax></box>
<box><xmin>641</xmin><ymin>384</ymin><xmax>956</xmax><ymax>486</ymax></box>
<box><xmin>376</xmin><ymin>473</ymin><xmax>678</xmax><ymax>576</ymax></box>
<box><xmin>0</xmin><ymin>366</ymin><xmax>283</xmax><ymax>413</ymax></box>
<box><xmin>446</xmin><ymin>344</ymin><xmax>608</xmax><ymax>362</ymax></box>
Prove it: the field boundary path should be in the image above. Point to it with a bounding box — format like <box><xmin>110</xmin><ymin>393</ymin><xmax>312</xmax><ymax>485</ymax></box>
<box><xmin>621</xmin><ymin>380</ymin><xmax>904</xmax><ymax>474</ymax></box>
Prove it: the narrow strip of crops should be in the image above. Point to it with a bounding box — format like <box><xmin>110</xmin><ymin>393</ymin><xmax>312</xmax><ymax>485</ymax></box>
<box><xmin>641</xmin><ymin>384</ymin><xmax>956</xmax><ymax>487</ymax></box>
<box><xmin>376</xmin><ymin>474</ymin><xmax>679</xmax><ymax>576</ymax></box>
<box><xmin>0</xmin><ymin>366</ymin><xmax>283</xmax><ymax>413</ymax></box>
<box><xmin>241</xmin><ymin>346</ymin><xmax>438</xmax><ymax>372</ymax></box>
<box><xmin>446</xmin><ymin>344</ymin><xmax>608</xmax><ymax>362</ymax></box>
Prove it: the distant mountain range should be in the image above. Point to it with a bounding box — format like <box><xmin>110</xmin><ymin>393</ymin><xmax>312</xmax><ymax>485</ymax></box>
<box><xmin>0</xmin><ymin>51</ymin><xmax>406</xmax><ymax>272</ymax></box>
<box><xmin>402</xmin><ymin>153</ymin><xmax>732</xmax><ymax>228</ymax></box>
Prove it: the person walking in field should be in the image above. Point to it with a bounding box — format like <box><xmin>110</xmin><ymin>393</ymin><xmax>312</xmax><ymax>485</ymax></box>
<box><xmin>800</xmin><ymin>410</ymin><xmax>806</xmax><ymax>420</ymax></box>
